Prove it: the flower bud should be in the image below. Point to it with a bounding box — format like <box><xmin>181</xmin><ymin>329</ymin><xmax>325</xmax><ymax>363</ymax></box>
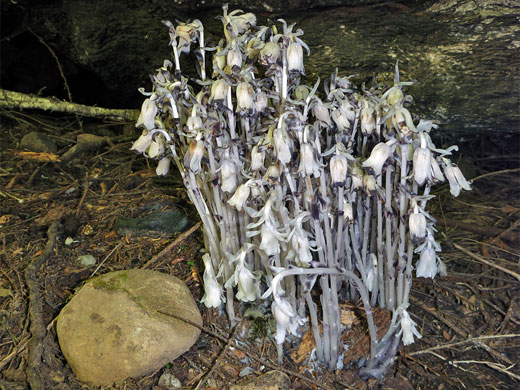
<box><xmin>236</xmin><ymin>82</ymin><xmax>254</xmax><ymax>112</ymax></box>
<box><xmin>331</xmin><ymin>109</ymin><xmax>351</xmax><ymax>131</ymax></box>
<box><xmin>136</xmin><ymin>98</ymin><xmax>157</xmax><ymax>130</ymax></box>
<box><xmin>330</xmin><ymin>154</ymin><xmax>348</xmax><ymax>185</ymax></box>
<box><xmin>287</xmin><ymin>42</ymin><xmax>305</xmax><ymax>74</ymax></box>
<box><xmin>184</xmin><ymin>139</ymin><xmax>204</xmax><ymax>173</ymax></box>
<box><xmin>147</xmin><ymin>135</ymin><xmax>165</xmax><ymax>159</ymax></box>
<box><xmin>409</xmin><ymin>211</ymin><xmax>426</xmax><ymax>243</ymax></box>
<box><xmin>343</xmin><ymin>200</ymin><xmax>354</xmax><ymax>222</ymax></box>
<box><xmin>259</xmin><ymin>42</ymin><xmax>281</xmax><ymax>66</ymax></box>
<box><xmin>413</xmin><ymin>147</ymin><xmax>431</xmax><ymax>186</ymax></box>
<box><xmin>351</xmin><ymin>165</ymin><xmax>363</xmax><ymax>190</ymax></box>
<box><xmin>386</xmin><ymin>87</ymin><xmax>404</xmax><ymax>106</ymax></box>
<box><xmin>255</xmin><ymin>90</ymin><xmax>269</xmax><ymax>113</ymax></box>
<box><xmin>362</xmin><ymin>142</ymin><xmax>391</xmax><ymax>176</ymax></box>
<box><xmin>272</xmin><ymin>298</ymin><xmax>306</xmax><ymax>345</ymax></box>
<box><xmin>312</xmin><ymin>99</ymin><xmax>332</xmax><ymax>126</ymax></box>
<box><xmin>273</xmin><ymin>127</ymin><xmax>291</xmax><ymax>165</ymax></box>
<box><xmin>210</xmin><ymin>79</ymin><xmax>229</xmax><ymax>102</ymax></box>
<box><xmin>416</xmin><ymin>247</ymin><xmax>438</xmax><ymax>278</ymax></box>
<box><xmin>187</xmin><ymin>115</ymin><xmax>203</xmax><ymax>131</ymax></box>
<box><xmin>131</xmin><ymin>131</ymin><xmax>153</xmax><ymax>154</ymax></box>
<box><xmin>156</xmin><ymin>157</ymin><xmax>170</xmax><ymax>176</ymax></box>
<box><xmin>250</xmin><ymin>145</ymin><xmax>265</xmax><ymax>171</ymax></box>
<box><xmin>299</xmin><ymin>143</ymin><xmax>320</xmax><ymax>177</ymax></box>
<box><xmin>363</xmin><ymin>174</ymin><xmax>377</xmax><ymax>196</ymax></box>
<box><xmin>228</xmin><ymin>183</ymin><xmax>250</xmax><ymax>211</ymax></box>
<box><xmin>265</xmin><ymin>162</ymin><xmax>281</xmax><ymax>182</ymax></box>
<box><xmin>227</xmin><ymin>42</ymin><xmax>242</xmax><ymax>69</ymax></box>
<box><xmin>360</xmin><ymin>105</ymin><xmax>376</xmax><ymax>136</ymax></box>
<box><xmin>220</xmin><ymin>159</ymin><xmax>237</xmax><ymax>193</ymax></box>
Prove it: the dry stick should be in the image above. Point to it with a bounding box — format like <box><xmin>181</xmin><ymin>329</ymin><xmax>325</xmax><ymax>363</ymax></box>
<box><xmin>141</xmin><ymin>221</ymin><xmax>202</xmax><ymax>269</ymax></box>
<box><xmin>194</xmin><ymin>319</ymin><xmax>243</xmax><ymax>390</ymax></box>
<box><xmin>449</xmin><ymin>240</ymin><xmax>520</xmax><ymax>282</ymax></box>
<box><xmin>25</xmin><ymin>221</ymin><xmax>60</xmax><ymax>390</ymax></box>
<box><xmin>409</xmin><ymin>334</ymin><xmax>520</xmax><ymax>357</ymax></box>
<box><xmin>0</xmin><ymin>89</ymin><xmax>138</xmax><ymax>121</ymax></box>
<box><xmin>156</xmin><ymin>310</ymin><xmax>333</xmax><ymax>390</ymax></box>
<box><xmin>90</xmin><ymin>240</ymin><xmax>124</xmax><ymax>278</ymax></box>
<box><xmin>471</xmin><ymin>167</ymin><xmax>520</xmax><ymax>181</ymax></box>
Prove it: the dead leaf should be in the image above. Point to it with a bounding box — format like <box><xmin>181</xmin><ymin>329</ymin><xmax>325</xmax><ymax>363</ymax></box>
<box><xmin>0</xmin><ymin>214</ymin><xmax>15</xmax><ymax>224</ymax></box>
<box><xmin>290</xmin><ymin>329</ymin><xmax>316</xmax><ymax>364</ymax></box>
<box><xmin>81</xmin><ymin>223</ymin><xmax>94</xmax><ymax>235</ymax></box>
<box><xmin>442</xmin><ymin>330</ymin><xmax>451</xmax><ymax>341</ymax></box>
<box><xmin>341</xmin><ymin>308</ymin><xmax>358</xmax><ymax>327</ymax></box>
<box><xmin>12</xmin><ymin>150</ymin><xmax>60</xmax><ymax>162</ymax></box>
<box><xmin>35</xmin><ymin>204</ymin><xmax>69</xmax><ymax>226</ymax></box>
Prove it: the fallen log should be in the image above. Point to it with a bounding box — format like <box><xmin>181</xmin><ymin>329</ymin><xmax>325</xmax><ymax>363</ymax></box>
<box><xmin>0</xmin><ymin>89</ymin><xmax>139</xmax><ymax>122</ymax></box>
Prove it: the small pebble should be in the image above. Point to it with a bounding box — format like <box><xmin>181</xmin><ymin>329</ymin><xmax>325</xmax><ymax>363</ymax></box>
<box><xmin>158</xmin><ymin>373</ymin><xmax>181</xmax><ymax>389</ymax></box>
<box><xmin>78</xmin><ymin>254</ymin><xmax>96</xmax><ymax>266</ymax></box>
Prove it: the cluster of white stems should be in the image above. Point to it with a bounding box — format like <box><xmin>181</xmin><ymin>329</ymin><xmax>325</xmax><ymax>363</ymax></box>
<box><xmin>131</xmin><ymin>5</ymin><xmax>470</xmax><ymax>379</ymax></box>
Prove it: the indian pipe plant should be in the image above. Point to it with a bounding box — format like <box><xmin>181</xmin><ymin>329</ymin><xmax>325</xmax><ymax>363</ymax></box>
<box><xmin>131</xmin><ymin>5</ymin><xmax>471</xmax><ymax>379</ymax></box>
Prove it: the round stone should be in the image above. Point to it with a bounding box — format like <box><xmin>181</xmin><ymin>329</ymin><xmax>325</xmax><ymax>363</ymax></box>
<box><xmin>57</xmin><ymin>269</ymin><xmax>202</xmax><ymax>386</ymax></box>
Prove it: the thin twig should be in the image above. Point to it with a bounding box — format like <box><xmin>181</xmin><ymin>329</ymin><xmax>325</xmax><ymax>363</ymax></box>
<box><xmin>449</xmin><ymin>240</ymin><xmax>520</xmax><ymax>282</ymax></box>
<box><xmin>89</xmin><ymin>240</ymin><xmax>124</xmax><ymax>278</ymax></box>
<box><xmin>471</xmin><ymin>168</ymin><xmax>520</xmax><ymax>182</ymax></box>
<box><xmin>194</xmin><ymin>319</ymin><xmax>243</xmax><ymax>390</ymax></box>
<box><xmin>141</xmin><ymin>221</ymin><xmax>202</xmax><ymax>269</ymax></box>
<box><xmin>409</xmin><ymin>334</ymin><xmax>520</xmax><ymax>356</ymax></box>
<box><xmin>156</xmin><ymin>310</ymin><xmax>333</xmax><ymax>390</ymax></box>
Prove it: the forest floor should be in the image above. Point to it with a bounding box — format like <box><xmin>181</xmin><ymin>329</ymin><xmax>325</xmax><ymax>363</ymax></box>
<box><xmin>0</xmin><ymin>112</ymin><xmax>519</xmax><ymax>390</ymax></box>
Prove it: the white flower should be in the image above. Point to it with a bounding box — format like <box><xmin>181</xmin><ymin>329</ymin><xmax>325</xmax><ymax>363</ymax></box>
<box><xmin>225</xmin><ymin>246</ymin><xmax>258</xmax><ymax>302</ymax></box>
<box><xmin>330</xmin><ymin>153</ymin><xmax>348</xmax><ymax>185</ymax></box>
<box><xmin>265</xmin><ymin>162</ymin><xmax>281</xmax><ymax>181</ymax></box>
<box><xmin>351</xmin><ymin>166</ymin><xmax>363</xmax><ymax>190</ymax></box>
<box><xmin>147</xmin><ymin>135</ymin><xmax>165</xmax><ymax>158</ymax></box>
<box><xmin>136</xmin><ymin>98</ymin><xmax>157</xmax><ymax>130</ymax></box>
<box><xmin>360</xmin><ymin>103</ymin><xmax>376</xmax><ymax>136</ymax></box>
<box><xmin>255</xmin><ymin>90</ymin><xmax>269</xmax><ymax>113</ymax></box>
<box><xmin>312</xmin><ymin>99</ymin><xmax>332</xmax><ymax>126</ymax></box>
<box><xmin>413</xmin><ymin>147</ymin><xmax>431</xmax><ymax>186</ymax></box>
<box><xmin>343</xmin><ymin>200</ymin><xmax>354</xmax><ymax>222</ymax></box>
<box><xmin>220</xmin><ymin>159</ymin><xmax>237</xmax><ymax>193</ymax></box>
<box><xmin>250</xmin><ymin>145</ymin><xmax>265</xmax><ymax>171</ymax></box>
<box><xmin>272</xmin><ymin>298</ymin><xmax>306</xmax><ymax>344</ymax></box>
<box><xmin>232</xmin><ymin>12</ymin><xmax>256</xmax><ymax>33</ymax></box>
<box><xmin>184</xmin><ymin>139</ymin><xmax>205</xmax><ymax>173</ymax></box>
<box><xmin>339</xmin><ymin>99</ymin><xmax>356</xmax><ymax>124</ymax></box>
<box><xmin>331</xmin><ymin>109</ymin><xmax>351</xmax><ymax>131</ymax></box>
<box><xmin>259</xmin><ymin>42</ymin><xmax>281</xmax><ymax>66</ymax></box>
<box><xmin>287</xmin><ymin>42</ymin><xmax>304</xmax><ymax>74</ymax></box>
<box><xmin>365</xmin><ymin>254</ymin><xmax>378</xmax><ymax>292</ymax></box>
<box><xmin>298</xmin><ymin>143</ymin><xmax>320</xmax><ymax>177</ymax></box>
<box><xmin>399</xmin><ymin>307</ymin><xmax>422</xmax><ymax>345</ymax></box>
<box><xmin>227</xmin><ymin>41</ymin><xmax>243</xmax><ymax>69</ymax></box>
<box><xmin>444</xmin><ymin>161</ymin><xmax>471</xmax><ymax>197</ymax></box>
<box><xmin>416</xmin><ymin>247</ymin><xmax>437</xmax><ymax>278</ymax></box>
<box><xmin>228</xmin><ymin>182</ymin><xmax>251</xmax><ymax>211</ymax></box>
<box><xmin>273</xmin><ymin>126</ymin><xmax>292</xmax><ymax>165</ymax></box>
<box><xmin>363</xmin><ymin>174</ymin><xmax>377</xmax><ymax>196</ymax></box>
<box><xmin>409</xmin><ymin>209</ymin><xmax>426</xmax><ymax>243</ymax></box>
<box><xmin>362</xmin><ymin>142</ymin><xmax>391</xmax><ymax>176</ymax></box>
<box><xmin>131</xmin><ymin>131</ymin><xmax>153</xmax><ymax>154</ymax></box>
<box><xmin>236</xmin><ymin>82</ymin><xmax>254</xmax><ymax>112</ymax></box>
<box><xmin>187</xmin><ymin>115</ymin><xmax>203</xmax><ymax>132</ymax></box>
<box><xmin>201</xmin><ymin>254</ymin><xmax>225</xmax><ymax>308</ymax></box>
<box><xmin>259</xmin><ymin>222</ymin><xmax>280</xmax><ymax>256</ymax></box>
<box><xmin>156</xmin><ymin>157</ymin><xmax>170</xmax><ymax>176</ymax></box>
<box><xmin>430</xmin><ymin>156</ymin><xmax>445</xmax><ymax>183</ymax></box>
<box><xmin>210</xmin><ymin>79</ymin><xmax>229</xmax><ymax>102</ymax></box>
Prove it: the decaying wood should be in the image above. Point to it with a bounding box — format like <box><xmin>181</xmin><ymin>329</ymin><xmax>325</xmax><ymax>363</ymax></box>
<box><xmin>0</xmin><ymin>89</ymin><xmax>138</xmax><ymax>122</ymax></box>
<box><xmin>25</xmin><ymin>221</ymin><xmax>61</xmax><ymax>390</ymax></box>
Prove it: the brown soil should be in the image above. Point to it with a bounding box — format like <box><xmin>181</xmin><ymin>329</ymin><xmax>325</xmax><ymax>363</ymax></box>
<box><xmin>0</xmin><ymin>112</ymin><xmax>519</xmax><ymax>390</ymax></box>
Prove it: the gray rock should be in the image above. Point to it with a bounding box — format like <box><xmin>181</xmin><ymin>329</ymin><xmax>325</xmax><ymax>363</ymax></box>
<box><xmin>114</xmin><ymin>209</ymin><xmax>189</xmax><ymax>236</ymax></box>
<box><xmin>230</xmin><ymin>370</ymin><xmax>291</xmax><ymax>390</ymax></box>
<box><xmin>20</xmin><ymin>131</ymin><xmax>58</xmax><ymax>154</ymax></box>
<box><xmin>57</xmin><ymin>269</ymin><xmax>202</xmax><ymax>386</ymax></box>
<box><xmin>158</xmin><ymin>372</ymin><xmax>182</xmax><ymax>389</ymax></box>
